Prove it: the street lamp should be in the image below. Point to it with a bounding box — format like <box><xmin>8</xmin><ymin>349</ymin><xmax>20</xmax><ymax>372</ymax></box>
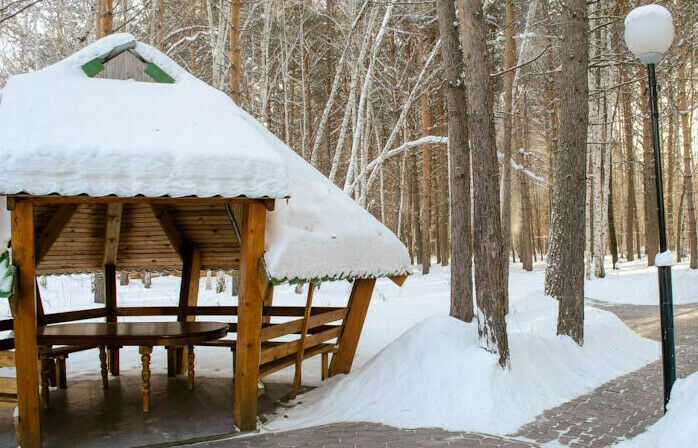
<box><xmin>624</xmin><ymin>4</ymin><xmax>676</xmax><ymax>412</ymax></box>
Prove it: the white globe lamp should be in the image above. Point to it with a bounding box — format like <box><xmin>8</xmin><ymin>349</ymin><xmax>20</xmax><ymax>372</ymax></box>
<box><xmin>624</xmin><ymin>5</ymin><xmax>674</xmax><ymax>64</ymax></box>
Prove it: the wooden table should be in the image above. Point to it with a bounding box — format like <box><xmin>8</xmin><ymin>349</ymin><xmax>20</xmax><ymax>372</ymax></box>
<box><xmin>38</xmin><ymin>322</ymin><xmax>228</xmax><ymax>412</ymax></box>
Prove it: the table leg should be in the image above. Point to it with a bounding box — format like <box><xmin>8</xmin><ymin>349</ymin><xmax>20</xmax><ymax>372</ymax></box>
<box><xmin>187</xmin><ymin>346</ymin><xmax>195</xmax><ymax>391</ymax></box>
<box><xmin>49</xmin><ymin>359</ymin><xmax>57</xmax><ymax>387</ymax></box>
<box><xmin>99</xmin><ymin>346</ymin><xmax>108</xmax><ymax>390</ymax></box>
<box><xmin>40</xmin><ymin>359</ymin><xmax>51</xmax><ymax>409</ymax></box>
<box><xmin>58</xmin><ymin>356</ymin><xmax>67</xmax><ymax>389</ymax></box>
<box><xmin>140</xmin><ymin>346</ymin><xmax>153</xmax><ymax>412</ymax></box>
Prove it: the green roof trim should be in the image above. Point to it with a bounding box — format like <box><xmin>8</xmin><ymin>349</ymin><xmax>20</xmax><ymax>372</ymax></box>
<box><xmin>81</xmin><ymin>58</ymin><xmax>105</xmax><ymax>77</ymax></box>
<box><xmin>268</xmin><ymin>269</ymin><xmax>411</xmax><ymax>287</ymax></box>
<box><xmin>144</xmin><ymin>62</ymin><xmax>175</xmax><ymax>83</ymax></box>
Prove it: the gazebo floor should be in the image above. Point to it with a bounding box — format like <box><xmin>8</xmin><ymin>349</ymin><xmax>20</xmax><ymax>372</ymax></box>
<box><xmin>0</xmin><ymin>374</ymin><xmax>304</xmax><ymax>448</ymax></box>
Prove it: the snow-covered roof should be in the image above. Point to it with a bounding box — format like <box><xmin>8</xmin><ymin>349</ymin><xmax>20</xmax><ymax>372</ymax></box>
<box><xmin>0</xmin><ymin>34</ymin><xmax>411</xmax><ymax>283</ymax></box>
<box><xmin>0</xmin><ymin>34</ymin><xmax>288</xmax><ymax>199</ymax></box>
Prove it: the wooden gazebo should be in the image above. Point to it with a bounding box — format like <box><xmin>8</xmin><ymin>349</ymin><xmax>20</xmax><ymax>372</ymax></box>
<box><xmin>0</xmin><ymin>34</ymin><xmax>411</xmax><ymax>447</ymax></box>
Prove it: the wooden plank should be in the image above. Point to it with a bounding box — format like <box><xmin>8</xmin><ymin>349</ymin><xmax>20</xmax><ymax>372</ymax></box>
<box><xmin>260</xmin><ymin>319</ymin><xmax>303</xmax><ymax>342</ymax></box>
<box><xmin>187</xmin><ymin>306</ymin><xmax>237</xmax><ymax>316</ymax></box>
<box><xmin>260</xmin><ymin>326</ymin><xmax>340</xmax><ymax>364</ymax></box>
<box><xmin>42</xmin><ymin>308</ymin><xmax>107</xmax><ymax>325</ymax></box>
<box><xmin>11</xmin><ymin>199</ymin><xmax>42</xmax><ymax>448</ymax></box>
<box><xmin>306</xmin><ymin>308</ymin><xmax>348</xmax><ymax>329</ymax></box>
<box><xmin>35</xmin><ymin>204</ymin><xmax>79</xmax><ymax>264</ymax></box>
<box><xmin>0</xmin><ymin>351</ymin><xmax>14</xmax><ymax>368</ymax></box>
<box><xmin>290</xmin><ymin>283</ymin><xmax>315</xmax><ymax>397</ymax></box>
<box><xmin>0</xmin><ymin>319</ymin><xmax>13</xmax><ymax>332</ymax></box>
<box><xmin>260</xmin><ymin>343</ymin><xmax>335</xmax><ymax>378</ymax></box>
<box><xmin>0</xmin><ymin>339</ymin><xmax>15</xmax><ymax>351</ymax></box>
<box><xmin>328</xmin><ymin>278</ymin><xmax>376</xmax><ymax>377</ymax></box>
<box><xmin>149</xmin><ymin>204</ymin><xmax>184</xmax><ymax>258</ymax></box>
<box><xmin>103</xmin><ymin>204</ymin><xmax>123</xmax><ymax>265</ymax></box>
<box><xmin>0</xmin><ymin>378</ymin><xmax>17</xmax><ymax>394</ymax></box>
<box><xmin>117</xmin><ymin>306</ymin><xmax>179</xmax><ymax>316</ymax></box>
<box><xmin>389</xmin><ymin>275</ymin><xmax>408</xmax><ymax>286</ymax></box>
<box><xmin>262</xmin><ymin>306</ymin><xmax>345</xmax><ymax>317</ymax></box>
<box><xmin>234</xmin><ymin>202</ymin><xmax>266</xmax><ymax>431</ymax></box>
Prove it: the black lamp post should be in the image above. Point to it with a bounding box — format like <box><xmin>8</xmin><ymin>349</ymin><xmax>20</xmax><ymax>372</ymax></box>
<box><xmin>624</xmin><ymin>4</ymin><xmax>676</xmax><ymax>411</ymax></box>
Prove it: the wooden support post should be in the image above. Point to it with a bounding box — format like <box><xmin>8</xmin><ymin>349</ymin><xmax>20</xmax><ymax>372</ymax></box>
<box><xmin>172</xmin><ymin>245</ymin><xmax>200</xmax><ymax>375</ymax></box>
<box><xmin>104</xmin><ymin>203</ymin><xmax>122</xmax><ymax>376</ymax></box>
<box><xmin>289</xmin><ymin>283</ymin><xmax>315</xmax><ymax>398</ymax></box>
<box><xmin>10</xmin><ymin>199</ymin><xmax>42</xmax><ymax>448</ymax></box>
<box><xmin>104</xmin><ymin>264</ymin><xmax>119</xmax><ymax>375</ymax></box>
<box><xmin>234</xmin><ymin>202</ymin><xmax>266</xmax><ymax>431</ymax></box>
<box><xmin>328</xmin><ymin>278</ymin><xmax>376</xmax><ymax>377</ymax></box>
<box><xmin>262</xmin><ymin>285</ymin><xmax>274</xmax><ymax>325</ymax></box>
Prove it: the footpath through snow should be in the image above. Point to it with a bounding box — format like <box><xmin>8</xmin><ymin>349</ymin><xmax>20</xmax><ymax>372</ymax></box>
<box><xmin>614</xmin><ymin>371</ymin><xmax>698</xmax><ymax>448</ymax></box>
<box><xmin>585</xmin><ymin>259</ymin><xmax>698</xmax><ymax>305</ymax></box>
<box><xmin>265</xmin><ymin>267</ymin><xmax>658</xmax><ymax>434</ymax></box>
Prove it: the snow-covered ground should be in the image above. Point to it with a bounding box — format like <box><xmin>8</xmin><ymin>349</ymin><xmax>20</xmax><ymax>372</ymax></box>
<box><xmin>585</xmin><ymin>258</ymin><xmax>698</xmax><ymax>305</ymax></box>
<box><xmin>1</xmin><ymin>259</ymin><xmax>691</xmax><ymax>436</ymax></box>
<box><xmin>614</xmin><ymin>371</ymin><xmax>698</xmax><ymax>448</ymax></box>
<box><xmin>264</xmin><ymin>264</ymin><xmax>659</xmax><ymax>434</ymax></box>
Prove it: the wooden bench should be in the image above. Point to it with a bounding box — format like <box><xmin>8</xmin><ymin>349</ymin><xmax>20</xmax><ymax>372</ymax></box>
<box><xmin>195</xmin><ymin>283</ymin><xmax>344</xmax><ymax>396</ymax></box>
<box><xmin>198</xmin><ymin>334</ymin><xmax>338</xmax><ymax>380</ymax></box>
<box><xmin>38</xmin><ymin>344</ymin><xmax>98</xmax><ymax>408</ymax></box>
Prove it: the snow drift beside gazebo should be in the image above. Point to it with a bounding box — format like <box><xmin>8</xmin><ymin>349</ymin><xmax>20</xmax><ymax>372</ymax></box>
<box><xmin>0</xmin><ymin>33</ymin><xmax>411</xmax><ymax>284</ymax></box>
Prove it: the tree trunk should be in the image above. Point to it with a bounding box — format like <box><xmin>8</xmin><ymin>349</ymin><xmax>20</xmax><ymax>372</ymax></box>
<box><xmin>216</xmin><ymin>270</ymin><xmax>226</xmax><ymax>293</ymax></box>
<box><xmin>621</xmin><ymin>78</ymin><xmax>636</xmax><ymax>262</ymax></box>
<box><xmin>500</xmin><ymin>0</ymin><xmax>515</xmax><ymax>285</ymax></box>
<box><xmin>92</xmin><ymin>273</ymin><xmax>105</xmax><ymax>304</ymax></box>
<box><xmin>517</xmin><ymin>94</ymin><xmax>533</xmax><ymax>272</ymax></box>
<box><xmin>436</xmin><ymin>0</ymin><xmax>473</xmax><ymax>322</ymax></box>
<box><xmin>608</xmin><ymin>155</ymin><xmax>619</xmax><ymax>269</ymax></box>
<box><xmin>546</xmin><ymin>0</ymin><xmax>588</xmax><ymax>346</ymax></box>
<box><xmin>418</xmin><ymin>37</ymin><xmax>433</xmax><ymax>275</ymax></box>
<box><xmin>639</xmin><ymin>67</ymin><xmax>659</xmax><ymax>265</ymax></box>
<box><xmin>231</xmin><ymin>270</ymin><xmax>239</xmax><ymax>296</ymax></box>
<box><xmin>96</xmin><ymin>0</ymin><xmax>114</xmax><ymax>38</ymax></box>
<box><xmin>229</xmin><ymin>0</ymin><xmax>242</xmax><ymax>103</ymax></box>
<box><xmin>458</xmin><ymin>0</ymin><xmax>509</xmax><ymax>366</ymax></box>
<box><xmin>678</xmin><ymin>47</ymin><xmax>697</xmax><ymax>268</ymax></box>
<box><xmin>119</xmin><ymin>271</ymin><xmax>129</xmax><ymax>286</ymax></box>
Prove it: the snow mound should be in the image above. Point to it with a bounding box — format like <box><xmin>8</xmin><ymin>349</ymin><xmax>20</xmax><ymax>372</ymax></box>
<box><xmin>614</xmin><ymin>372</ymin><xmax>698</xmax><ymax>448</ymax></box>
<box><xmin>267</xmin><ymin>294</ymin><xmax>658</xmax><ymax>434</ymax></box>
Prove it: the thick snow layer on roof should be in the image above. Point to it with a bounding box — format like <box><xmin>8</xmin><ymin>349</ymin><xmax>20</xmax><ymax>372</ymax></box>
<box><xmin>0</xmin><ymin>34</ymin><xmax>410</xmax><ymax>282</ymax></box>
<box><xmin>0</xmin><ymin>34</ymin><xmax>289</xmax><ymax>199</ymax></box>
<box><xmin>234</xmin><ymin>109</ymin><xmax>412</xmax><ymax>282</ymax></box>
